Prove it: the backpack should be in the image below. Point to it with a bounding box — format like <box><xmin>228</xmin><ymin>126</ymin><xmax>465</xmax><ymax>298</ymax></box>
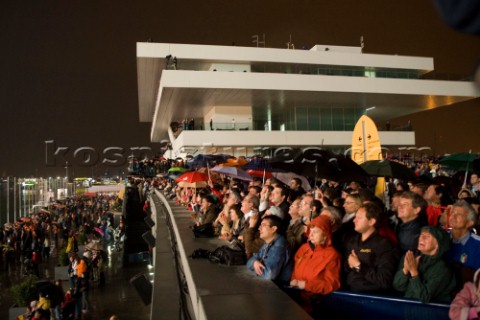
<box><xmin>208</xmin><ymin>245</ymin><xmax>246</xmax><ymax>266</ymax></box>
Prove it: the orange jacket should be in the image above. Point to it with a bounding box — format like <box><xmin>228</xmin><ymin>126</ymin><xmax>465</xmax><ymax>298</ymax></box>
<box><xmin>76</xmin><ymin>259</ymin><xmax>87</xmax><ymax>277</ymax></box>
<box><xmin>291</xmin><ymin>242</ymin><xmax>341</xmax><ymax>295</ymax></box>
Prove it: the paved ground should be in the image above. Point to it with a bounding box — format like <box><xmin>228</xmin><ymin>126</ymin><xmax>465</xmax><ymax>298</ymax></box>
<box><xmin>0</xmin><ymin>247</ymin><xmax>151</xmax><ymax>320</ymax></box>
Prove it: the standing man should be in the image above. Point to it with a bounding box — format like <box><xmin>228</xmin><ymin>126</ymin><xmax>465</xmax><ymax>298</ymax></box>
<box><xmin>246</xmin><ymin>215</ymin><xmax>293</xmax><ymax>285</ymax></box>
<box><xmin>344</xmin><ymin>203</ymin><xmax>399</xmax><ymax>293</ymax></box>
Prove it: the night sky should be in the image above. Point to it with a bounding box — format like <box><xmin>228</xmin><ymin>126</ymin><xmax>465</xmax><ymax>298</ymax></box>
<box><xmin>1</xmin><ymin>0</ymin><xmax>480</xmax><ymax>177</ymax></box>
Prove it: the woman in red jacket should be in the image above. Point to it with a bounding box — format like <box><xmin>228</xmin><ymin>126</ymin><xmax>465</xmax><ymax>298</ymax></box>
<box><xmin>289</xmin><ymin>215</ymin><xmax>342</xmax><ymax>315</ymax></box>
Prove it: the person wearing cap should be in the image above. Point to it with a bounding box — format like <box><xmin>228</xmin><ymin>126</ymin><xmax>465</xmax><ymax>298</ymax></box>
<box><xmin>459</xmin><ymin>188</ymin><xmax>476</xmax><ymax>200</ymax></box>
<box><xmin>290</xmin><ymin>215</ymin><xmax>341</xmax><ymax>294</ymax></box>
<box><xmin>449</xmin><ymin>268</ymin><xmax>480</xmax><ymax>320</ymax></box>
<box><xmin>393</xmin><ymin>226</ymin><xmax>455</xmax><ymax>303</ymax></box>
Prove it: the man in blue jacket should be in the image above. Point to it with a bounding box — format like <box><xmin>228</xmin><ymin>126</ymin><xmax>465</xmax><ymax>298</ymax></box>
<box><xmin>247</xmin><ymin>215</ymin><xmax>293</xmax><ymax>285</ymax></box>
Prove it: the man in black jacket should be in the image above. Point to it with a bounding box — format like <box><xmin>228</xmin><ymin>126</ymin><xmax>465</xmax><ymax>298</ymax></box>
<box><xmin>344</xmin><ymin>202</ymin><xmax>399</xmax><ymax>293</ymax></box>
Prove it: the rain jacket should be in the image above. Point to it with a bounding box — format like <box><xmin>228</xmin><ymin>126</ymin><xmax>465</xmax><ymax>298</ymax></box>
<box><xmin>449</xmin><ymin>269</ymin><xmax>480</xmax><ymax>320</ymax></box>
<box><xmin>291</xmin><ymin>242</ymin><xmax>341</xmax><ymax>294</ymax></box>
<box><xmin>393</xmin><ymin>226</ymin><xmax>456</xmax><ymax>303</ymax></box>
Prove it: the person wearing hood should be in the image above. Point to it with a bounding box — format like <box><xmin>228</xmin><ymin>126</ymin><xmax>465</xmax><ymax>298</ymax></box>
<box><xmin>290</xmin><ymin>215</ymin><xmax>341</xmax><ymax>295</ymax></box>
<box><xmin>449</xmin><ymin>268</ymin><xmax>480</xmax><ymax>320</ymax></box>
<box><xmin>393</xmin><ymin>226</ymin><xmax>456</xmax><ymax>303</ymax></box>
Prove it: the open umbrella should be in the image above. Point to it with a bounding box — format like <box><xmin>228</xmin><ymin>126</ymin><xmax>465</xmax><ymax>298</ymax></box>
<box><xmin>360</xmin><ymin>159</ymin><xmax>417</xmax><ymax>181</ymax></box>
<box><xmin>270</xmin><ymin>149</ymin><xmax>368</xmax><ymax>183</ymax></box>
<box><xmin>272</xmin><ymin>172</ymin><xmax>312</xmax><ymax>191</ymax></box>
<box><xmin>243</xmin><ymin>158</ymin><xmax>275</xmax><ymax>181</ymax></box>
<box><xmin>178</xmin><ymin>181</ymin><xmax>208</xmax><ymax>188</ymax></box>
<box><xmin>175</xmin><ymin>171</ymin><xmax>211</xmax><ymax>184</ymax></box>
<box><xmin>440</xmin><ymin>152</ymin><xmax>478</xmax><ymax>185</ymax></box>
<box><xmin>211</xmin><ymin>166</ymin><xmax>252</xmax><ymax>181</ymax></box>
<box><xmin>168</xmin><ymin>166</ymin><xmax>188</xmax><ymax>173</ymax></box>
<box><xmin>219</xmin><ymin>157</ymin><xmax>248</xmax><ymax>167</ymax></box>
<box><xmin>439</xmin><ymin>152</ymin><xmax>478</xmax><ymax>171</ymax></box>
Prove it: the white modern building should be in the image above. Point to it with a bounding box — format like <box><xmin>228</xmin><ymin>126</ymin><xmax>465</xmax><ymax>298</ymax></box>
<box><xmin>136</xmin><ymin>42</ymin><xmax>479</xmax><ymax>158</ymax></box>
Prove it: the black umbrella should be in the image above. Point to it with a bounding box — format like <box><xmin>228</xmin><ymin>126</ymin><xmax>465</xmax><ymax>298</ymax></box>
<box><xmin>270</xmin><ymin>148</ymin><xmax>368</xmax><ymax>183</ymax></box>
<box><xmin>360</xmin><ymin>160</ymin><xmax>417</xmax><ymax>181</ymax></box>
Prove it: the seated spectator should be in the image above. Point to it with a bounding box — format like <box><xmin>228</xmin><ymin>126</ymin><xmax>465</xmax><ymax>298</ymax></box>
<box><xmin>219</xmin><ymin>204</ymin><xmax>245</xmax><ymax>244</ymax></box>
<box><xmin>269</xmin><ymin>185</ymin><xmax>291</xmax><ymax>221</ymax></box>
<box><xmin>288</xmin><ymin>215</ymin><xmax>341</xmax><ymax>317</ymax></box>
<box><xmin>449</xmin><ymin>268</ymin><xmax>480</xmax><ymax>320</ymax></box>
<box><xmin>240</xmin><ymin>194</ymin><xmax>262</xmax><ymax>258</ymax></box>
<box><xmin>259</xmin><ymin>185</ymin><xmax>273</xmax><ymax>213</ymax></box>
<box><xmin>343</xmin><ymin>202</ymin><xmax>399</xmax><ymax>294</ymax></box>
<box><xmin>289</xmin><ymin>178</ymin><xmax>306</xmax><ymax>201</ymax></box>
<box><xmin>447</xmin><ymin>200</ymin><xmax>480</xmax><ymax>290</ymax></box>
<box><xmin>395</xmin><ymin>191</ymin><xmax>428</xmax><ymax>254</ymax></box>
<box><xmin>393</xmin><ymin>226</ymin><xmax>455</xmax><ymax>303</ymax></box>
<box><xmin>196</xmin><ymin>194</ymin><xmax>218</xmax><ymax>226</ymax></box>
<box><xmin>298</xmin><ymin>194</ymin><xmax>315</xmax><ymax>225</ymax></box>
<box><xmin>424</xmin><ymin>184</ymin><xmax>452</xmax><ymax>227</ymax></box>
<box><xmin>36</xmin><ymin>291</ymin><xmax>51</xmax><ymax>319</ymax></box>
<box><xmin>290</xmin><ymin>215</ymin><xmax>341</xmax><ymax>295</ymax></box>
<box><xmin>320</xmin><ymin>206</ymin><xmax>342</xmax><ymax>233</ymax></box>
<box><xmin>286</xmin><ymin>199</ymin><xmax>306</xmax><ymax>254</ymax></box>
<box><xmin>246</xmin><ymin>215</ymin><xmax>293</xmax><ymax>285</ymax></box>
<box><xmin>213</xmin><ymin>189</ymin><xmax>241</xmax><ymax>235</ymax></box>
<box><xmin>334</xmin><ymin>194</ymin><xmax>362</xmax><ymax>254</ymax></box>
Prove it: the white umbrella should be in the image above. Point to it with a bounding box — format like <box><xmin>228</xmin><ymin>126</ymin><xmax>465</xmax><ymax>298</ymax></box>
<box><xmin>211</xmin><ymin>166</ymin><xmax>252</xmax><ymax>181</ymax></box>
<box><xmin>272</xmin><ymin>172</ymin><xmax>312</xmax><ymax>191</ymax></box>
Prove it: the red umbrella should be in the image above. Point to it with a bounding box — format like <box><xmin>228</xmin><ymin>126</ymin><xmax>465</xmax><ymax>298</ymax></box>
<box><xmin>175</xmin><ymin>171</ymin><xmax>212</xmax><ymax>184</ymax></box>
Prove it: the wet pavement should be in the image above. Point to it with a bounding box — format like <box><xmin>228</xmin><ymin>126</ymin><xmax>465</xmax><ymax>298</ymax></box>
<box><xmin>0</xmin><ymin>247</ymin><xmax>151</xmax><ymax>320</ymax></box>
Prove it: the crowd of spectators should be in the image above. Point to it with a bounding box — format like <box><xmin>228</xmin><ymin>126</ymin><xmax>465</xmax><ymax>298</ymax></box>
<box><xmin>157</xmin><ymin>162</ymin><xmax>480</xmax><ymax>318</ymax></box>
<box><xmin>1</xmin><ymin>194</ymin><xmax>125</xmax><ymax>320</ymax></box>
